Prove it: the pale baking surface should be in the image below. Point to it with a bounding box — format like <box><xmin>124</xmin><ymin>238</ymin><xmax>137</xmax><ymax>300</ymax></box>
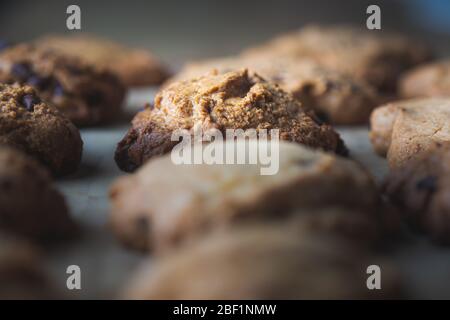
<box><xmin>46</xmin><ymin>89</ymin><xmax>450</xmax><ymax>299</ymax></box>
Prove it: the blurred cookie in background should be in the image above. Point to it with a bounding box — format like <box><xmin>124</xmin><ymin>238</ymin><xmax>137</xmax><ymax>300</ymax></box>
<box><xmin>400</xmin><ymin>60</ymin><xmax>450</xmax><ymax>98</ymax></box>
<box><xmin>123</xmin><ymin>223</ymin><xmax>403</xmax><ymax>299</ymax></box>
<box><xmin>0</xmin><ymin>233</ymin><xmax>60</xmax><ymax>299</ymax></box>
<box><xmin>0</xmin><ymin>146</ymin><xmax>77</xmax><ymax>242</ymax></box>
<box><xmin>243</xmin><ymin>25</ymin><xmax>432</xmax><ymax>93</ymax></box>
<box><xmin>37</xmin><ymin>34</ymin><xmax>170</xmax><ymax>87</ymax></box>
<box><xmin>0</xmin><ymin>83</ymin><xmax>82</xmax><ymax>176</ymax></box>
<box><xmin>0</xmin><ymin>44</ymin><xmax>125</xmax><ymax>126</ymax></box>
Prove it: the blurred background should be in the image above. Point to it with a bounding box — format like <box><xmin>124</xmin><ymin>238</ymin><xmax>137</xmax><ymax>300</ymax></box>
<box><xmin>0</xmin><ymin>0</ymin><xmax>449</xmax><ymax>65</ymax></box>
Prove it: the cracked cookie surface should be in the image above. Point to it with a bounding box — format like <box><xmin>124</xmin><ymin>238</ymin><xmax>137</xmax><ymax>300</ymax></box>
<box><xmin>370</xmin><ymin>98</ymin><xmax>450</xmax><ymax>168</ymax></box>
<box><xmin>115</xmin><ymin>69</ymin><xmax>347</xmax><ymax>172</ymax></box>
<box><xmin>168</xmin><ymin>56</ymin><xmax>380</xmax><ymax>124</ymax></box>
<box><xmin>0</xmin><ymin>84</ymin><xmax>82</xmax><ymax>176</ymax></box>
<box><xmin>0</xmin><ymin>44</ymin><xmax>125</xmax><ymax>126</ymax></box>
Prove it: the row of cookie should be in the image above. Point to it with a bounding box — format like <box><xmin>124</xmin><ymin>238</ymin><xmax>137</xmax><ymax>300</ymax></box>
<box><xmin>2</xmin><ymin>27</ymin><xmax>448</xmax><ymax>129</ymax></box>
<box><xmin>163</xmin><ymin>25</ymin><xmax>438</xmax><ymax>125</ymax></box>
<box><xmin>0</xmin><ymin>38</ymin><xmax>105</xmax><ymax>297</ymax></box>
<box><xmin>0</xmin><ymin>146</ymin><xmax>75</xmax><ymax>299</ymax></box>
<box><xmin>113</xmin><ymin>61</ymin><xmax>450</xmax><ymax>174</ymax></box>
<box><xmin>370</xmin><ymin>98</ymin><xmax>450</xmax><ymax>243</ymax></box>
<box><xmin>0</xmin><ymin>67</ymin><xmax>344</xmax><ymax>178</ymax></box>
<box><xmin>110</xmin><ymin>26</ymin><xmax>450</xmax><ymax>244</ymax></box>
<box><xmin>110</xmin><ymin>141</ymin><xmax>404</xmax><ymax>299</ymax></box>
<box><xmin>1</xmin><ymin>27</ymin><xmax>446</xmax><ymax>176</ymax></box>
<box><xmin>109</xmin><ymin>67</ymin><xmax>449</xmax><ymax>298</ymax></box>
<box><xmin>0</xmin><ymin>138</ymin><xmax>401</xmax><ymax>299</ymax></box>
<box><xmin>0</xmin><ymin>63</ymin><xmax>394</xmax><ymax>299</ymax></box>
<box><xmin>0</xmin><ymin>35</ymin><xmax>169</xmax><ymax>126</ymax></box>
<box><xmin>109</xmin><ymin>52</ymin><xmax>394</xmax><ymax>298</ymax></box>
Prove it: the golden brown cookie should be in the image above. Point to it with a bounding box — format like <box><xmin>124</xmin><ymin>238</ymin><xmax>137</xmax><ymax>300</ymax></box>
<box><xmin>37</xmin><ymin>34</ymin><xmax>170</xmax><ymax>87</ymax></box>
<box><xmin>384</xmin><ymin>142</ymin><xmax>450</xmax><ymax>244</ymax></box>
<box><xmin>115</xmin><ymin>69</ymin><xmax>347</xmax><ymax>172</ymax></box>
<box><xmin>400</xmin><ymin>60</ymin><xmax>450</xmax><ymax>98</ymax></box>
<box><xmin>0</xmin><ymin>146</ymin><xmax>76</xmax><ymax>241</ymax></box>
<box><xmin>369</xmin><ymin>98</ymin><xmax>450</xmax><ymax>168</ymax></box>
<box><xmin>243</xmin><ymin>25</ymin><xmax>431</xmax><ymax>92</ymax></box>
<box><xmin>0</xmin><ymin>44</ymin><xmax>125</xmax><ymax>126</ymax></box>
<box><xmin>0</xmin><ymin>83</ymin><xmax>82</xmax><ymax>176</ymax></box>
<box><xmin>110</xmin><ymin>141</ymin><xmax>378</xmax><ymax>252</ymax></box>
<box><xmin>123</xmin><ymin>223</ymin><xmax>402</xmax><ymax>299</ymax></box>
<box><xmin>168</xmin><ymin>56</ymin><xmax>381</xmax><ymax>125</ymax></box>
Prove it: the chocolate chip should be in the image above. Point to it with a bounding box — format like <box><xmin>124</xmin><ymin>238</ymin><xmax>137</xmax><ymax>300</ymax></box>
<box><xmin>27</xmin><ymin>75</ymin><xmax>51</xmax><ymax>90</ymax></box>
<box><xmin>314</xmin><ymin>110</ymin><xmax>329</xmax><ymax>125</ymax></box>
<box><xmin>301</xmin><ymin>83</ymin><xmax>315</xmax><ymax>94</ymax></box>
<box><xmin>11</xmin><ymin>63</ymin><xmax>33</xmax><ymax>80</ymax></box>
<box><xmin>270</xmin><ymin>74</ymin><xmax>284</xmax><ymax>82</ymax></box>
<box><xmin>26</xmin><ymin>75</ymin><xmax>41</xmax><ymax>86</ymax></box>
<box><xmin>135</xmin><ymin>216</ymin><xmax>149</xmax><ymax>233</ymax></box>
<box><xmin>325</xmin><ymin>80</ymin><xmax>339</xmax><ymax>91</ymax></box>
<box><xmin>134</xmin><ymin>216</ymin><xmax>151</xmax><ymax>248</ymax></box>
<box><xmin>66</xmin><ymin>65</ymin><xmax>82</xmax><ymax>75</ymax></box>
<box><xmin>21</xmin><ymin>94</ymin><xmax>40</xmax><ymax>111</ymax></box>
<box><xmin>416</xmin><ymin>176</ymin><xmax>437</xmax><ymax>192</ymax></box>
<box><xmin>53</xmin><ymin>83</ymin><xmax>65</xmax><ymax>96</ymax></box>
<box><xmin>86</xmin><ymin>91</ymin><xmax>103</xmax><ymax>106</ymax></box>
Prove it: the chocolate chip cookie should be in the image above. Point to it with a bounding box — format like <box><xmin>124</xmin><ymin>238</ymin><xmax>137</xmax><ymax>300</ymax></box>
<box><xmin>123</xmin><ymin>224</ymin><xmax>402</xmax><ymax>299</ymax></box>
<box><xmin>243</xmin><ymin>25</ymin><xmax>431</xmax><ymax>92</ymax></box>
<box><xmin>0</xmin><ymin>234</ymin><xmax>59</xmax><ymax>299</ymax></box>
<box><xmin>37</xmin><ymin>34</ymin><xmax>170</xmax><ymax>87</ymax></box>
<box><xmin>0</xmin><ymin>146</ymin><xmax>76</xmax><ymax>241</ymax></box>
<box><xmin>384</xmin><ymin>142</ymin><xmax>450</xmax><ymax>244</ymax></box>
<box><xmin>0</xmin><ymin>83</ymin><xmax>82</xmax><ymax>176</ymax></box>
<box><xmin>115</xmin><ymin>69</ymin><xmax>347</xmax><ymax>172</ymax></box>
<box><xmin>370</xmin><ymin>98</ymin><xmax>450</xmax><ymax>168</ymax></box>
<box><xmin>169</xmin><ymin>56</ymin><xmax>381</xmax><ymax>124</ymax></box>
<box><xmin>110</xmin><ymin>141</ymin><xmax>378</xmax><ymax>252</ymax></box>
<box><xmin>0</xmin><ymin>44</ymin><xmax>125</xmax><ymax>126</ymax></box>
<box><xmin>400</xmin><ymin>60</ymin><xmax>450</xmax><ymax>98</ymax></box>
